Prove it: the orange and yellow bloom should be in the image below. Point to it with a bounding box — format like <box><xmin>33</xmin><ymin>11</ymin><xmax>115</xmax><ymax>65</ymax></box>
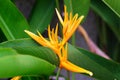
<box><xmin>25</xmin><ymin>6</ymin><xmax>93</xmax><ymax>76</ymax></box>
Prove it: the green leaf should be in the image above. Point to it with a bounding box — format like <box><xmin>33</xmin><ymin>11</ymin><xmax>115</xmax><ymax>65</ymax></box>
<box><xmin>102</xmin><ymin>0</ymin><xmax>120</xmax><ymax>17</ymax></box>
<box><xmin>0</xmin><ymin>0</ymin><xmax>29</xmax><ymax>40</ymax></box>
<box><xmin>0</xmin><ymin>48</ymin><xmax>17</xmax><ymax>57</ymax></box>
<box><xmin>0</xmin><ymin>54</ymin><xmax>55</xmax><ymax>78</ymax></box>
<box><xmin>0</xmin><ymin>38</ymin><xmax>59</xmax><ymax>65</ymax></box>
<box><xmin>29</xmin><ymin>0</ymin><xmax>55</xmax><ymax>33</ymax></box>
<box><xmin>64</xmin><ymin>0</ymin><xmax>90</xmax><ymax>18</ymax></box>
<box><xmin>68</xmin><ymin>44</ymin><xmax>120</xmax><ymax>80</ymax></box>
<box><xmin>91</xmin><ymin>0</ymin><xmax>120</xmax><ymax>41</ymax></box>
<box><xmin>0</xmin><ymin>48</ymin><xmax>56</xmax><ymax>78</ymax></box>
<box><xmin>0</xmin><ymin>28</ymin><xmax>7</xmax><ymax>42</ymax></box>
<box><xmin>1</xmin><ymin>38</ymin><xmax>120</xmax><ymax>79</ymax></box>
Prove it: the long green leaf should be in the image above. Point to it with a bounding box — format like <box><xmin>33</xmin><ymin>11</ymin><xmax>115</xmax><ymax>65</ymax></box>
<box><xmin>0</xmin><ymin>38</ymin><xmax>59</xmax><ymax>65</ymax></box>
<box><xmin>0</xmin><ymin>48</ymin><xmax>17</xmax><ymax>57</ymax></box>
<box><xmin>0</xmin><ymin>54</ymin><xmax>55</xmax><ymax>78</ymax></box>
<box><xmin>68</xmin><ymin>44</ymin><xmax>119</xmax><ymax>80</ymax></box>
<box><xmin>76</xmin><ymin>48</ymin><xmax>120</xmax><ymax>79</ymax></box>
<box><xmin>29</xmin><ymin>0</ymin><xmax>55</xmax><ymax>33</ymax></box>
<box><xmin>0</xmin><ymin>0</ymin><xmax>29</xmax><ymax>40</ymax></box>
<box><xmin>91</xmin><ymin>0</ymin><xmax>120</xmax><ymax>41</ymax></box>
<box><xmin>102</xmin><ymin>0</ymin><xmax>120</xmax><ymax>17</ymax></box>
<box><xmin>64</xmin><ymin>0</ymin><xmax>90</xmax><ymax>18</ymax></box>
<box><xmin>1</xmin><ymin>38</ymin><xmax>120</xmax><ymax>79</ymax></box>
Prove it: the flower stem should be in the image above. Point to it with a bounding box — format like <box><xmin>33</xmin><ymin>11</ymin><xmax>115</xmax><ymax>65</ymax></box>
<box><xmin>71</xmin><ymin>34</ymin><xmax>75</xmax><ymax>46</ymax></box>
<box><xmin>71</xmin><ymin>34</ymin><xmax>76</xmax><ymax>80</ymax></box>
<box><xmin>67</xmin><ymin>71</ymin><xmax>70</xmax><ymax>80</ymax></box>
<box><xmin>72</xmin><ymin>73</ymin><xmax>75</xmax><ymax>80</ymax></box>
<box><xmin>56</xmin><ymin>68</ymin><xmax>61</xmax><ymax>80</ymax></box>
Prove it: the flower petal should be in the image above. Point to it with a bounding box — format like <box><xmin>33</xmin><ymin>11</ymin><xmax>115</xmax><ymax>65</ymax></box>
<box><xmin>55</xmin><ymin>8</ymin><xmax>64</xmax><ymax>25</ymax></box>
<box><xmin>11</xmin><ymin>76</ymin><xmax>21</xmax><ymax>80</ymax></box>
<box><xmin>61</xmin><ymin>61</ymin><xmax>93</xmax><ymax>76</ymax></box>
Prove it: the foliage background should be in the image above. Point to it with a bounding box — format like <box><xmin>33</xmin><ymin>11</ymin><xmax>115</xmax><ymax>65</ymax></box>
<box><xmin>0</xmin><ymin>0</ymin><xmax>120</xmax><ymax>80</ymax></box>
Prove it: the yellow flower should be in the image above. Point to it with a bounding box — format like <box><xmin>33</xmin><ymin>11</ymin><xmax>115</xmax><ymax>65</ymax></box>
<box><xmin>25</xmin><ymin>29</ymin><xmax>93</xmax><ymax>76</ymax></box>
<box><xmin>55</xmin><ymin>6</ymin><xmax>84</xmax><ymax>45</ymax></box>
<box><xmin>24</xmin><ymin>5</ymin><xmax>93</xmax><ymax>76</ymax></box>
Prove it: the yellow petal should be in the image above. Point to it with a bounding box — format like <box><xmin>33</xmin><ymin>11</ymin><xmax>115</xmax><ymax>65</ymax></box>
<box><xmin>25</xmin><ymin>30</ymin><xmax>42</xmax><ymax>43</ymax></box>
<box><xmin>24</xmin><ymin>30</ymin><xmax>49</xmax><ymax>46</ymax></box>
<box><xmin>55</xmin><ymin>24</ymin><xmax>58</xmax><ymax>42</ymax></box>
<box><xmin>11</xmin><ymin>76</ymin><xmax>21</xmax><ymax>80</ymax></box>
<box><xmin>70</xmin><ymin>12</ymin><xmax>73</xmax><ymax>21</ymax></box>
<box><xmin>51</xmin><ymin>28</ymin><xmax>55</xmax><ymax>41</ymax></box>
<box><xmin>64</xmin><ymin>16</ymin><xmax>84</xmax><ymax>43</ymax></box>
<box><xmin>60</xmin><ymin>61</ymin><xmax>93</xmax><ymax>76</ymax></box>
<box><xmin>55</xmin><ymin>8</ymin><xmax>64</xmax><ymax>25</ymax></box>
<box><xmin>69</xmin><ymin>15</ymin><xmax>84</xmax><ymax>36</ymax></box>
<box><xmin>63</xmin><ymin>6</ymin><xmax>68</xmax><ymax>26</ymax></box>
<box><xmin>62</xmin><ymin>44</ymin><xmax>68</xmax><ymax>61</ymax></box>
<box><xmin>48</xmin><ymin>25</ymin><xmax>54</xmax><ymax>43</ymax></box>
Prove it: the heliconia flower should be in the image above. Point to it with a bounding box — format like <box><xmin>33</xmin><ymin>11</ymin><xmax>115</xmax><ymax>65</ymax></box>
<box><xmin>55</xmin><ymin>6</ymin><xmax>84</xmax><ymax>45</ymax></box>
<box><xmin>25</xmin><ymin>28</ymin><xmax>93</xmax><ymax>76</ymax></box>
<box><xmin>24</xmin><ymin>5</ymin><xmax>93</xmax><ymax>79</ymax></box>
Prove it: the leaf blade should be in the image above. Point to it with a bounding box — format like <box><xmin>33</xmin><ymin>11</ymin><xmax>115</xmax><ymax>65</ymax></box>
<box><xmin>64</xmin><ymin>0</ymin><xmax>90</xmax><ymax>18</ymax></box>
<box><xmin>91</xmin><ymin>0</ymin><xmax>120</xmax><ymax>41</ymax></box>
<box><xmin>102</xmin><ymin>0</ymin><xmax>120</xmax><ymax>17</ymax></box>
<box><xmin>0</xmin><ymin>55</ymin><xmax>56</xmax><ymax>78</ymax></box>
<box><xmin>29</xmin><ymin>0</ymin><xmax>55</xmax><ymax>33</ymax></box>
<box><xmin>0</xmin><ymin>38</ymin><xmax>59</xmax><ymax>65</ymax></box>
<box><xmin>0</xmin><ymin>0</ymin><xmax>29</xmax><ymax>40</ymax></box>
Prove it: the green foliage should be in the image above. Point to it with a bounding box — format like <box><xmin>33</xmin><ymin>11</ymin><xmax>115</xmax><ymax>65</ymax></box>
<box><xmin>0</xmin><ymin>38</ymin><xmax>59</xmax><ymax>65</ymax></box>
<box><xmin>0</xmin><ymin>0</ymin><xmax>29</xmax><ymax>40</ymax></box>
<box><xmin>0</xmin><ymin>48</ymin><xmax>55</xmax><ymax>78</ymax></box>
<box><xmin>91</xmin><ymin>0</ymin><xmax>120</xmax><ymax>64</ymax></box>
<box><xmin>91</xmin><ymin>0</ymin><xmax>120</xmax><ymax>41</ymax></box>
<box><xmin>102</xmin><ymin>0</ymin><xmax>120</xmax><ymax>17</ymax></box>
<box><xmin>64</xmin><ymin>0</ymin><xmax>90</xmax><ymax>18</ymax></box>
<box><xmin>29</xmin><ymin>0</ymin><xmax>55</xmax><ymax>33</ymax></box>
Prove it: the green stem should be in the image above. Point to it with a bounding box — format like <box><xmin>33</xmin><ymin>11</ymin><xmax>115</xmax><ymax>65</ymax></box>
<box><xmin>72</xmin><ymin>73</ymin><xmax>75</xmax><ymax>80</ymax></box>
<box><xmin>112</xmin><ymin>43</ymin><xmax>120</xmax><ymax>61</ymax></box>
<box><xmin>67</xmin><ymin>71</ymin><xmax>70</xmax><ymax>80</ymax></box>
<box><xmin>27</xmin><ymin>76</ymin><xmax>32</xmax><ymax>80</ymax></box>
<box><xmin>56</xmin><ymin>68</ymin><xmax>61</xmax><ymax>80</ymax></box>
<box><xmin>71</xmin><ymin>34</ymin><xmax>76</xmax><ymax>80</ymax></box>
<box><xmin>101</xmin><ymin>21</ymin><xmax>107</xmax><ymax>46</ymax></box>
<box><xmin>71</xmin><ymin>33</ymin><xmax>75</xmax><ymax>46</ymax></box>
<box><xmin>36</xmin><ymin>77</ymin><xmax>40</xmax><ymax>80</ymax></box>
